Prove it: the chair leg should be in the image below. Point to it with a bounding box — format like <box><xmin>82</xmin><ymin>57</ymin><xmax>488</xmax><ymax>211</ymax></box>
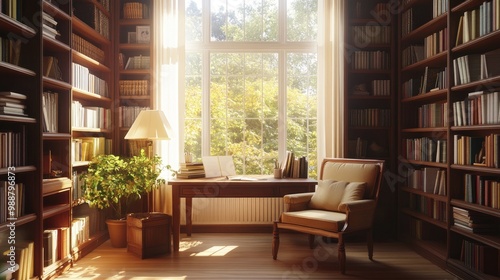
<box><xmin>338</xmin><ymin>234</ymin><xmax>346</xmax><ymax>274</ymax></box>
<box><xmin>272</xmin><ymin>221</ymin><xmax>279</xmax><ymax>260</ymax></box>
<box><xmin>308</xmin><ymin>234</ymin><xmax>315</xmax><ymax>249</ymax></box>
<box><xmin>367</xmin><ymin>229</ymin><xmax>373</xmax><ymax>260</ymax></box>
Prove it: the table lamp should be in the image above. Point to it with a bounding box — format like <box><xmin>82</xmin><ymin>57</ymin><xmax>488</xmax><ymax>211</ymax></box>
<box><xmin>124</xmin><ymin>109</ymin><xmax>171</xmax><ymax>157</ymax></box>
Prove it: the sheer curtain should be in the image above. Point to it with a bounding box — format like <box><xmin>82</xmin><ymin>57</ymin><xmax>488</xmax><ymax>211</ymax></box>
<box><xmin>317</xmin><ymin>0</ymin><xmax>344</xmax><ymax>160</ymax></box>
<box><xmin>151</xmin><ymin>0</ymin><xmax>184</xmax><ymax>214</ymax></box>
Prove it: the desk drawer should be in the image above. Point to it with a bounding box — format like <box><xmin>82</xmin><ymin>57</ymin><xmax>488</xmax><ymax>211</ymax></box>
<box><xmin>181</xmin><ymin>186</ymin><xmax>219</xmax><ymax>196</ymax></box>
<box><xmin>279</xmin><ymin>185</ymin><xmax>314</xmax><ymax>196</ymax></box>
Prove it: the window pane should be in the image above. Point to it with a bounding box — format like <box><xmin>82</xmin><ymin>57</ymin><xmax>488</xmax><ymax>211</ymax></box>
<box><xmin>287</xmin><ymin>0</ymin><xmax>318</xmax><ymax>42</ymax></box>
<box><xmin>286</xmin><ymin>52</ymin><xmax>317</xmax><ymax>176</ymax></box>
<box><xmin>210</xmin><ymin>52</ymin><xmax>279</xmax><ymax>174</ymax></box>
<box><xmin>185</xmin><ymin>52</ymin><xmax>203</xmax><ymax>160</ymax></box>
<box><xmin>211</xmin><ymin>0</ymin><xmax>278</xmax><ymax>41</ymax></box>
<box><xmin>186</xmin><ymin>0</ymin><xmax>203</xmax><ymax>42</ymax></box>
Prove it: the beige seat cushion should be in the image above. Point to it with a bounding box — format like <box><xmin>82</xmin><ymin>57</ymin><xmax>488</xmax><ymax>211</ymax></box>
<box><xmin>309</xmin><ymin>180</ymin><xmax>366</xmax><ymax>213</ymax></box>
<box><xmin>281</xmin><ymin>210</ymin><xmax>346</xmax><ymax>232</ymax></box>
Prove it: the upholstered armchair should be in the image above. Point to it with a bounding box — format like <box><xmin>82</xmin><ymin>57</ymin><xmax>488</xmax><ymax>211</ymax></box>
<box><xmin>272</xmin><ymin>158</ymin><xmax>385</xmax><ymax>274</ymax></box>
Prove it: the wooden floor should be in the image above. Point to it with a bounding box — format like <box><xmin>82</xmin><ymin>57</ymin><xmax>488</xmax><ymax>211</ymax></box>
<box><xmin>56</xmin><ymin>233</ymin><xmax>460</xmax><ymax>279</ymax></box>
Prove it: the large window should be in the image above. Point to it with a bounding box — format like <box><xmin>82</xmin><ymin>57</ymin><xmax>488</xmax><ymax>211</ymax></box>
<box><xmin>184</xmin><ymin>0</ymin><xmax>318</xmax><ymax>177</ymax></box>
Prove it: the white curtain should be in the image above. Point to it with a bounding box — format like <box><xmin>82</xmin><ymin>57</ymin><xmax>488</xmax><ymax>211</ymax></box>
<box><xmin>317</xmin><ymin>0</ymin><xmax>344</xmax><ymax>161</ymax></box>
<box><xmin>152</xmin><ymin>0</ymin><xmax>184</xmax><ymax>214</ymax></box>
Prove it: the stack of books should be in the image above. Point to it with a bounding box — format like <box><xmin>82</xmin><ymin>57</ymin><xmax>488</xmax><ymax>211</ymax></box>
<box><xmin>0</xmin><ymin>91</ymin><xmax>27</xmax><ymax>116</ymax></box>
<box><xmin>176</xmin><ymin>162</ymin><xmax>205</xmax><ymax>179</ymax></box>
<box><xmin>453</xmin><ymin>207</ymin><xmax>497</xmax><ymax>233</ymax></box>
<box><xmin>42</xmin><ymin>11</ymin><xmax>60</xmax><ymax>39</ymax></box>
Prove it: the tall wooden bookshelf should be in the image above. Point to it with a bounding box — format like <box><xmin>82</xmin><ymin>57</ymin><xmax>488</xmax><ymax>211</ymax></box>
<box><xmin>70</xmin><ymin>0</ymin><xmax>112</xmax><ymax>264</ymax></box>
<box><xmin>41</xmin><ymin>1</ymin><xmax>73</xmax><ymax>278</ymax></box>
<box><xmin>114</xmin><ymin>0</ymin><xmax>154</xmax><ymax>157</ymax></box>
<box><xmin>398</xmin><ymin>0</ymin><xmax>500</xmax><ymax>279</ymax></box>
<box><xmin>344</xmin><ymin>0</ymin><xmax>397</xmax><ymax>239</ymax></box>
<box><xmin>0</xmin><ymin>2</ymin><xmax>42</xmax><ymax>279</ymax></box>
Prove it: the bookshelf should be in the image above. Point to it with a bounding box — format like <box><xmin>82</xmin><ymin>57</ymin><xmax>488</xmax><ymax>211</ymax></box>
<box><xmin>398</xmin><ymin>0</ymin><xmax>500</xmax><ymax>279</ymax></box>
<box><xmin>344</xmin><ymin>0</ymin><xmax>397</xmax><ymax>239</ymax></box>
<box><xmin>71</xmin><ymin>0</ymin><xmax>113</xmax><ymax>265</ymax></box>
<box><xmin>114</xmin><ymin>0</ymin><xmax>154</xmax><ymax>157</ymax></box>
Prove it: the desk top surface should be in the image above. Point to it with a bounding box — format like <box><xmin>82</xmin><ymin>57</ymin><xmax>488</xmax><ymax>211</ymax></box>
<box><xmin>168</xmin><ymin>175</ymin><xmax>317</xmax><ymax>185</ymax></box>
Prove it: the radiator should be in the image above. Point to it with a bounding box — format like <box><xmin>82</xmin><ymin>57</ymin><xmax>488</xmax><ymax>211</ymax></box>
<box><xmin>182</xmin><ymin>198</ymin><xmax>284</xmax><ymax>224</ymax></box>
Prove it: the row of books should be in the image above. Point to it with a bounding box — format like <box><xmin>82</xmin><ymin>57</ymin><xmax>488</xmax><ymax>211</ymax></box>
<box><xmin>417</xmin><ymin>101</ymin><xmax>448</xmax><ymax>128</ymax></box>
<box><xmin>351</xmin><ymin>80</ymin><xmax>390</xmax><ymax>96</ymax></box>
<box><xmin>176</xmin><ymin>162</ymin><xmax>205</xmax><ymax>179</ymax></box>
<box><xmin>123</xmin><ymin>2</ymin><xmax>149</xmax><ymax>19</ymax></box>
<box><xmin>456</xmin><ymin>0</ymin><xmax>500</xmax><ymax>46</ymax></box>
<box><xmin>97</xmin><ymin>0</ymin><xmax>110</xmax><ymax>12</ymax></box>
<box><xmin>1</xmin><ymin>0</ymin><xmax>22</xmax><ymax>20</ymax></box>
<box><xmin>453</xmin><ymin>49</ymin><xmax>500</xmax><ymax>86</ymax></box>
<box><xmin>464</xmin><ymin>174</ymin><xmax>500</xmax><ymax>209</ymax></box>
<box><xmin>73</xmin><ymin>2</ymin><xmax>110</xmax><ymax>39</ymax></box>
<box><xmin>401</xmin><ymin>5</ymin><xmax>432</xmax><ymax>37</ymax></box>
<box><xmin>72</xmin><ymin>137</ymin><xmax>111</xmax><ymax>163</ymax></box>
<box><xmin>459</xmin><ymin>238</ymin><xmax>499</xmax><ymax>274</ymax></box>
<box><xmin>404</xmin><ymin>137</ymin><xmax>447</xmax><ymax>163</ymax></box>
<box><xmin>350</xmin><ymin>51</ymin><xmax>389</xmax><ymax>70</ymax></box>
<box><xmin>43</xmin><ymin>227</ymin><xmax>70</xmax><ymax>267</ymax></box>
<box><xmin>453</xmin><ymin>134</ymin><xmax>499</xmax><ymax>168</ymax></box>
<box><xmin>42</xmin><ymin>11</ymin><xmax>60</xmax><ymax>40</ymax></box>
<box><xmin>0</xmin><ymin>91</ymin><xmax>27</xmax><ymax>117</ymax></box>
<box><xmin>119</xmin><ymin>80</ymin><xmax>149</xmax><ymax>96</ymax></box>
<box><xmin>125</xmin><ymin>55</ymin><xmax>150</xmax><ymax>69</ymax></box>
<box><xmin>350</xmin><ymin>25</ymin><xmax>391</xmax><ymax>45</ymax></box>
<box><xmin>42</xmin><ymin>91</ymin><xmax>58</xmax><ymax>133</ymax></box>
<box><xmin>407</xmin><ymin>167</ymin><xmax>446</xmax><ymax>196</ymax></box>
<box><xmin>72</xmin><ymin>33</ymin><xmax>105</xmax><ymax>64</ymax></box>
<box><xmin>9</xmin><ymin>241</ymin><xmax>34</xmax><ymax>280</ymax></box>
<box><xmin>453</xmin><ymin>91</ymin><xmax>500</xmax><ymax>126</ymax></box>
<box><xmin>72</xmin><ymin>171</ymin><xmax>85</xmax><ymax>201</ymax></box>
<box><xmin>409</xmin><ymin>195</ymin><xmax>447</xmax><ymax>222</ymax></box>
<box><xmin>71</xmin><ymin>216</ymin><xmax>90</xmax><ymax>249</ymax></box>
<box><xmin>352</xmin><ymin>1</ymin><xmax>390</xmax><ymax>20</ymax></box>
<box><xmin>348</xmin><ymin>108</ymin><xmax>390</xmax><ymax>127</ymax></box>
<box><xmin>71</xmin><ymin>101</ymin><xmax>112</xmax><ymax>130</ymax></box>
<box><xmin>432</xmin><ymin>0</ymin><xmax>448</xmax><ymax>18</ymax></box>
<box><xmin>0</xmin><ymin>37</ymin><xmax>21</xmax><ymax>66</ymax></box>
<box><xmin>0</xmin><ymin>182</ymin><xmax>25</xmax><ymax>223</ymax></box>
<box><xmin>347</xmin><ymin>137</ymin><xmax>368</xmax><ymax>159</ymax></box>
<box><xmin>402</xmin><ymin>67</ymin><xmax>447</xmax><ymax>98</ymax></box>
<box><xmin>401</xmin><ymin>29</ymin><xmax>447</xmax><ymax>68</ymax></box>
<box><xmin>281</xmin><ymin>151</ymin><xmax>308</xmax><ymax>179</ymax></box>
<box><xmin>43</xmin><ymin>56</ymin><xmax>63</xmax><ymax>81</ymax></box>
<box><xmin>0</xmin><ymin>131</ymin><xmax>24</xmax><ymax>168</ymax></box>
<box><xmin>118</xmin><ymin>106</ymin><xmax>150</xmax><ymax>128</ymax></box>
<box><xmin>72</xmin><ymin>63</ymin><xmax>109</xmax><ymax>97</ymax></box>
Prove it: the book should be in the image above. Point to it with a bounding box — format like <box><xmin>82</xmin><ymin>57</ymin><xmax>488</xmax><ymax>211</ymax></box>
<box><xmin>202</xmin><ymin>156</ymin><xmax>236</xmax><ymax>178</ymax></box>
<box><xmin>0</xmin><ymin>91</ymin><xmax>26</xmax><ymax>100</ymax></box>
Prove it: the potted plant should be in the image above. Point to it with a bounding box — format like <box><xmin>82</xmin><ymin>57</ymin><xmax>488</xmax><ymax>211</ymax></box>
<box><xmin>81</xmin><ymin>149</ymin><xmax>164</xmax><ymax>247</ymax></box>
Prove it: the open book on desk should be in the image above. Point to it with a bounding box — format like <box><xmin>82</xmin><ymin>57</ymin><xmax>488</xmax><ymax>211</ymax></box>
<box><xmin>202</xmin><ymin>156</ymin><xmax>237</xmax><ymax>178</ymax></box>
<box><xmin>226</xmin><ymin>175</ymin><xmax>267</xmax><ymax>181</ymax></box>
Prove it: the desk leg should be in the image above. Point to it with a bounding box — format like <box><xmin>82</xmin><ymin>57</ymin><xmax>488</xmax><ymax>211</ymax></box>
<box><xmin>186</xmin><ymin>197</ymin><xmax>192</xmax><ymax>236</ymax></box>
<box><xmin>172</xmin><ymin>186</ymin><xmax>180</xmax><ymax>252</ymax></box>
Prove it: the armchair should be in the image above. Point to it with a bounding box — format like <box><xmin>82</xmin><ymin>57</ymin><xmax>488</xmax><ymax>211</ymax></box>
<box><xmin>272</xmin><ymin>158</ymin><xmax>384</xmax><ymax>274</ymax></box>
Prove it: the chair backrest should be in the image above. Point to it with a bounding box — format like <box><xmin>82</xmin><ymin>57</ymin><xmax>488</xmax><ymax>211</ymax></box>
<box><xmin>319</xmin><ymin>158</ymin><xmax>384</xmax><ymax>200</ymax></box>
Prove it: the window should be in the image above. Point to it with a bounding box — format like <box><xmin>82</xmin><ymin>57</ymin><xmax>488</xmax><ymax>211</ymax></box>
<box><xmin>185</xmin><ymin>0</ymin><xmax>318</xmax><ymax>177</ymax></box>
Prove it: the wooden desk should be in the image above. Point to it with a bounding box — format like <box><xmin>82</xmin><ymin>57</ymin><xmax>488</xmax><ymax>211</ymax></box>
<box><xmin>168</xmin><ymin>176</ymin><xmax>317</xmax><ymax>252</ymax></box>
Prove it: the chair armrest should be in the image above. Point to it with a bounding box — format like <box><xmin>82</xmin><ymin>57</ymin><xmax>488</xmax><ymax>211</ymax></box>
<box><xmin>283</xmin><ymin>192</ymin><xmax>315</xmax><ymax>212</ymax></box>
<box><xmin>340</xmin><ymin>199</ymin><xmax>377</xmax><ymax>232</ymax></box>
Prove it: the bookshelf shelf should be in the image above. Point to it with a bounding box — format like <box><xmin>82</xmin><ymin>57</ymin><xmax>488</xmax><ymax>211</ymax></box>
<box><xmin>400</xmin><ymin>208</ymin><xmax>448</xmax><ymax>229</ymax></box>
<box><xmin>0</xmin><ymin>214</ymin><xmax>37</xmax><ymax>230</ymax></box>
<box><xmin>0</xmin><ymin>61</ymin><xmax>37</xmax><ymax>76</ymax></box>
<box><xmin>72</xmin><ymin>16</ymin><xmax>110</xmax><ymax>45</ymax></box>
<box><xmin>43</xmin><ymin>36</ymin><xmax>71</xmax><ymax>52</ymax></box>
<box><xmin>43</xmin><ymin>77</ymin><xmax>72</xmax><ymax>90</ymax></box>
<box><xmin>0</xmin><ymin>13</ymin><xmax>36</xmax><ymax>35</ymax></box>
<box><xmin>72</xmin><ymin>51</ymin><xmax>111</xmax><ymax>72</ymax></box>
<box><xmin>0</xmin><ymin>114</ymin><xmax>37</xmax><ymax>123</ymax></box>
<box><xmin>400</xmin><ymin>13</ymin><xmax>447</xmax><ymax>43</ymax></box>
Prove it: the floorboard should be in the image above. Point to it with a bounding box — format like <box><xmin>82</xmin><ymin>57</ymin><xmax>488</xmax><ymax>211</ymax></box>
<box><xmin>56</xmin><ymin>233</ymin><xmax>460</xmax><ymax>279</ymax></box>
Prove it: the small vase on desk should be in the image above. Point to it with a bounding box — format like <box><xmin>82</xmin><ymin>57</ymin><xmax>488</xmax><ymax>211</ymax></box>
<box><xmin>273</xmin><ymin>168</ymin><xmax>282</xmax><ymax>179</ymax></box>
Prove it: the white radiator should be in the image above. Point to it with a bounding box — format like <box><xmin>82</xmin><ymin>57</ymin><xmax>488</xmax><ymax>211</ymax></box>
<box><xmin>182</xmin><ymin>198</ymin><xmax>284</xmax><ymax>224</ymax></box>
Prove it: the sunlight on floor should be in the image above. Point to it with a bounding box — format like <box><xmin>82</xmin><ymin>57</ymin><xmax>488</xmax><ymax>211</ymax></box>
<box><xmin>191</xmin><ymin>245</ymin><xmax>238</xmax><ymax>256</ymax></box>
<box><xmin>178</xmin><ymin>239</ymin><xmax>202</xmax><ymax>252</ymax></box>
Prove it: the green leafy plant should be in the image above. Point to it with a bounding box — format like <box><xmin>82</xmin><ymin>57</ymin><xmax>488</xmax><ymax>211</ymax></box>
<box><xmin>81</xmin><ymin>149</ymin><xmax>164</xmax><ymax>220</ymax></box>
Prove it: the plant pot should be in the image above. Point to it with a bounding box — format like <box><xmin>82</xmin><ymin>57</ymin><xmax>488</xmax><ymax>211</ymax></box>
<box><xmin>106</xmin><ymin>219</ymin><xmax>127</xmax><ymax>248</ymax></box>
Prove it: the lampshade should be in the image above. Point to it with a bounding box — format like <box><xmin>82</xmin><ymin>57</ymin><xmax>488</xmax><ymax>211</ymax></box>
<box><xmin>124</xmin><ymin>110</ymin><xmax>171</xmax><ymax>140</ymax></box>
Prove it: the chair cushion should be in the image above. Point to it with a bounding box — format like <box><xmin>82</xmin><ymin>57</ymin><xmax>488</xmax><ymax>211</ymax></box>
<box><xmin>281</xmin><ymin>209</ymin><xmax>346</xmax><ymax>232</ymax></box>
<box><xmin>309</xmin><ymin>180</ymin><xmax>347</xmax><ymax>211</ymax></box>
<box><xmin>309</xmin><ymin>180</ymin><xmax>366</xmax><ymax>213</ymax></box>
<box><xmin>321</xmin><ymin>161</ymin><xmax>380</xmax><ymax>198</ymax></box>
